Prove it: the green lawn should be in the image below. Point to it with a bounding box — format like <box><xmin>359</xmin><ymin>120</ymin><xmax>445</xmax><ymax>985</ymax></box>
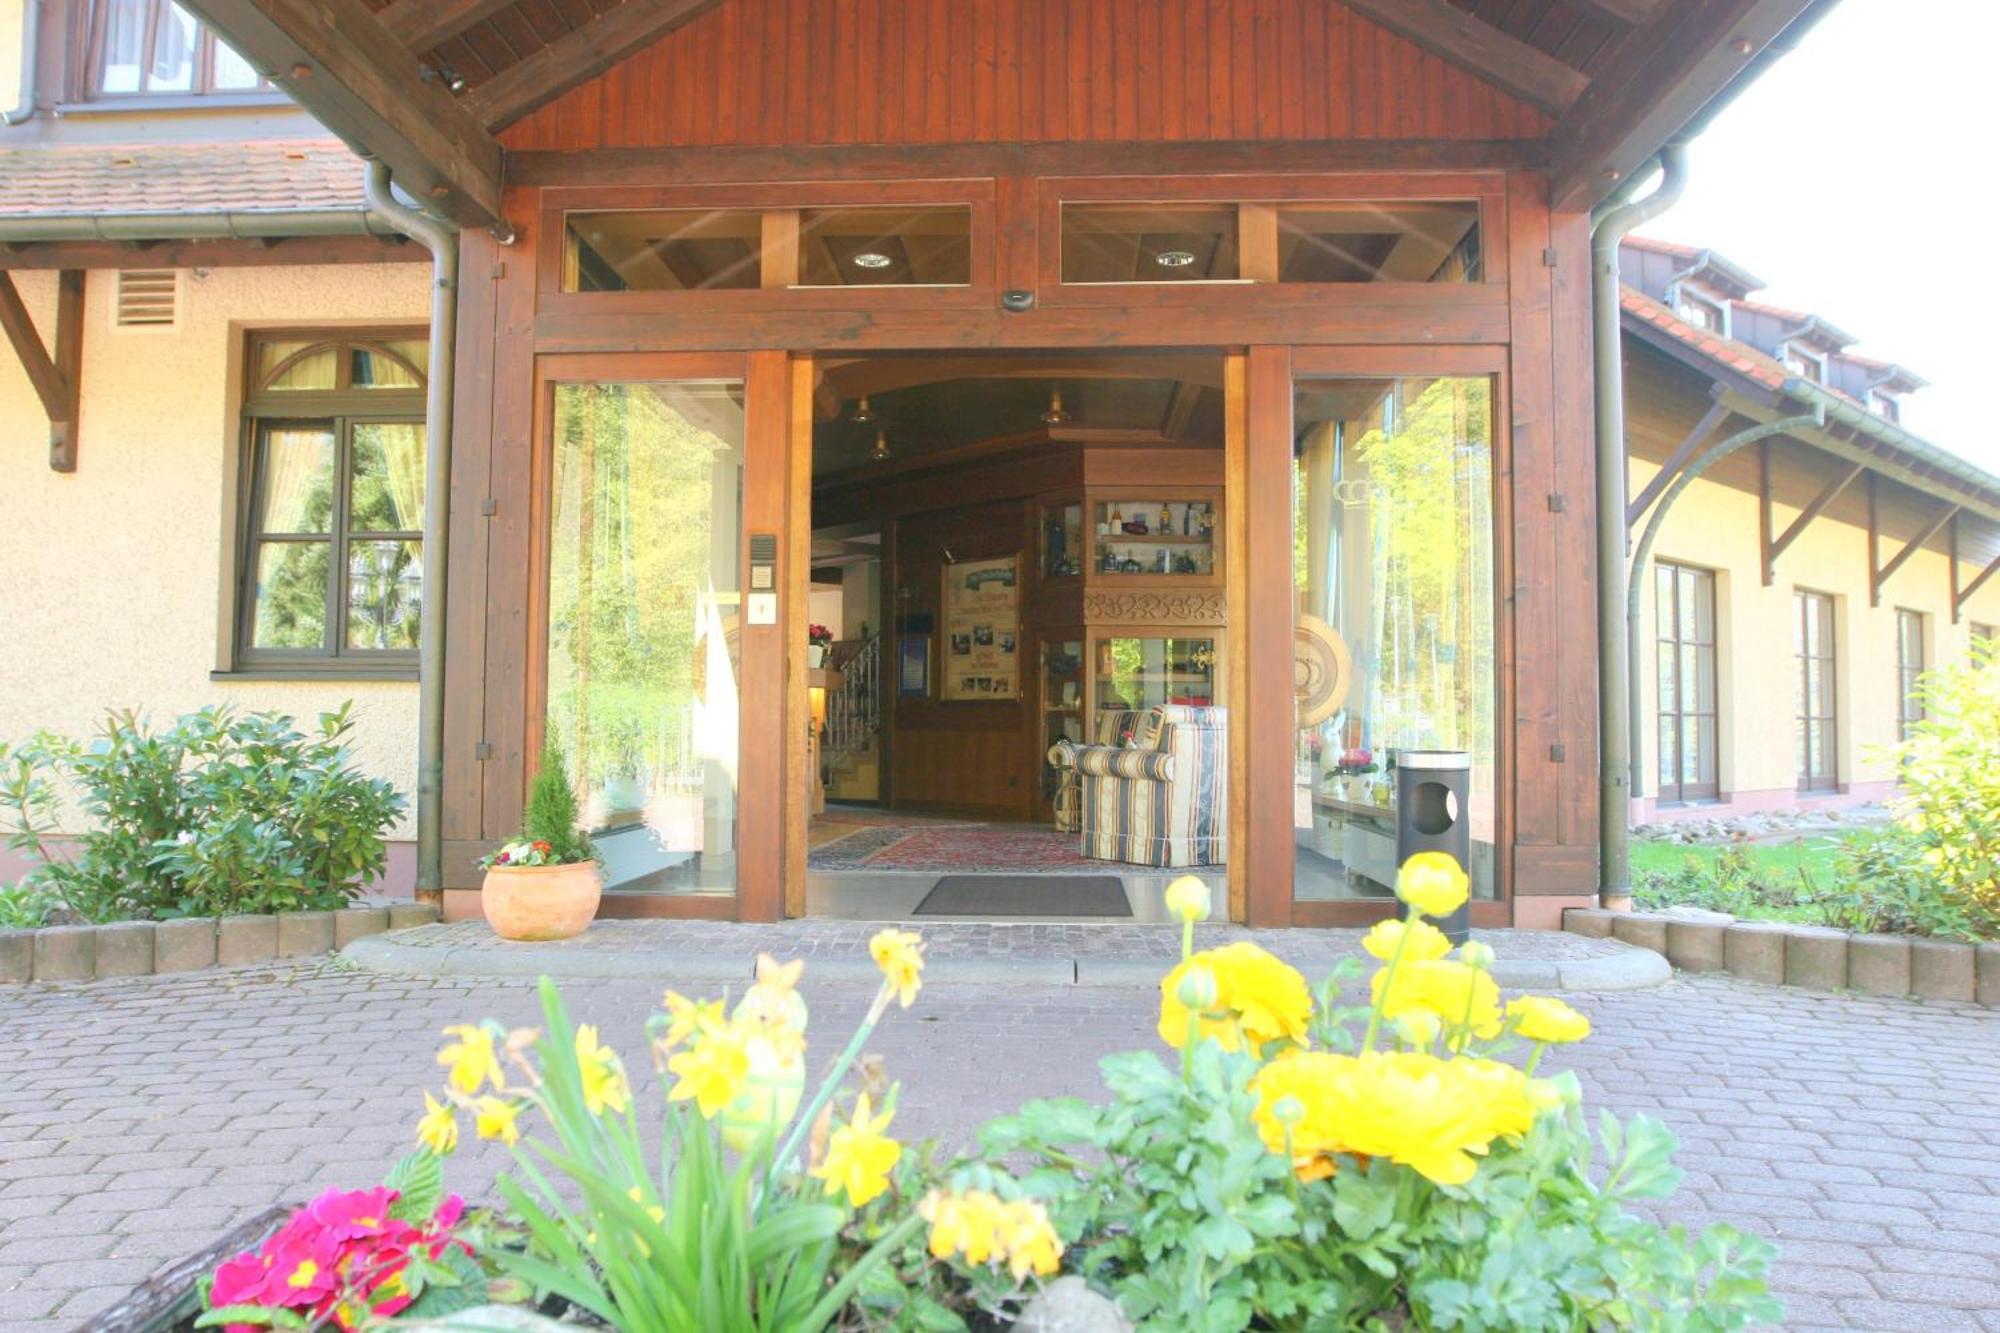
<box><xmin>1630</xmin><ymin>835</ymin><xmax>1848</xmax><ymax>888</ymax></box>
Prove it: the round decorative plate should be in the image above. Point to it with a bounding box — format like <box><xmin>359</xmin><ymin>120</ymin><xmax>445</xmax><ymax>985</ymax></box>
<box><xmin>1294</xmin><ymin>614</ymin><xmax>1353</xmax><ymax>728</ymax></box>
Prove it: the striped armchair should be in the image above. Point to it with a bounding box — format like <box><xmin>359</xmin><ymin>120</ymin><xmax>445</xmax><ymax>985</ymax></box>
<box><xmin>1072</xmin><ymin>705</ymin><xmax>1228</xmax><ymax>867</ymax></box>
<box><xmin>1047</xmin><ymin>710</ymin><xmax>1149</xmax><ymax>834</ymax></box>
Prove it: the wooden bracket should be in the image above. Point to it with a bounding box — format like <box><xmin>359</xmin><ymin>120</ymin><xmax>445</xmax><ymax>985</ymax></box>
<box><xmin>1870</xmin><ymin>491</ymin><xmax>1958</xmax><ymax>609</ymax></box>
<box><xmin>1950</xmin><ymin>512</ymin><xmax>2000</xmax><ymax>624</ymax></box>
<box><xmin>1763</xmin><ymin>458</ymin><xmax>1862</xmax><ymax>586</ymax></box>
<box><xmin>0</xmin><ymin>269</ymin><xmax>84</xmax><ymax>472</ymax></box>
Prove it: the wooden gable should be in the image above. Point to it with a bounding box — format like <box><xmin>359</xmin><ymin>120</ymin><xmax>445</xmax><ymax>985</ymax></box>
<box><xmin>498</xmin><ymin>0</ymin><xmax>1556</xmax><ymax>152</ymax></box>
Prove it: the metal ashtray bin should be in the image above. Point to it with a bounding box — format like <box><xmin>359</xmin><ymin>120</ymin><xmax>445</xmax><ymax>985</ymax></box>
<box><xmin>1396</xmin><ymin>750</ymin><xmax>1471</xmax><ymax>944</ymax></box>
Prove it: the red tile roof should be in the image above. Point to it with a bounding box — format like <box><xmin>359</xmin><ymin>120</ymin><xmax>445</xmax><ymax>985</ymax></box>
<box><xmin>1620</xmin><ymin>235</ymin><xmax>1702</xmax><ymax>260</ymax></box>
<box><xmin>0</xmin><ymin>139</ymin><xmax>365</xmax><ymax>217</ymax></box>
<box><xmin>1620</xmin><ymin>287</ymin><xmax>1791</xmax><ymax>392</ymax></box>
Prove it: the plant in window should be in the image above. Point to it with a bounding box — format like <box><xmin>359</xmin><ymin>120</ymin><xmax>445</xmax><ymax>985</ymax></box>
<box><xmin>478</xmin><ymin>744</ymin><xmax>601</xmax><ymax>942</ymax></box>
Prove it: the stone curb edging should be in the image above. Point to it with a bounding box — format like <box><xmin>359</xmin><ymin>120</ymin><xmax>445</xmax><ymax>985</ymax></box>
<box><xmin>341</xmin><ymin>929</ymin><xmax>1671</xmax><ymax>992</ymax></box>
<box><xmin>0</xmin><ymin>903</ymin><xmax>442</xmax><ymax>985</ymax></box>
<box><xmin>1565</xmin><ymin>908</ymin><xmax>2000</xmax><ymax>1006</ymax></box>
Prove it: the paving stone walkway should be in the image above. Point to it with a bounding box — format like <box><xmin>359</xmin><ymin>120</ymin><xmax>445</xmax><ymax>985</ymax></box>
<box><xmin>2</xmin><ymin>960</ymin><xmax>1997</xmax><ymax>1331</ymax></box>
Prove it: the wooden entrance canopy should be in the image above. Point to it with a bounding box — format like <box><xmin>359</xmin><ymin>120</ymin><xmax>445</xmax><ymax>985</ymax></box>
<box><xmin>172</xmin><ymin>0</ymin><xmax>1825</xmax><ymax>233</ymax></box>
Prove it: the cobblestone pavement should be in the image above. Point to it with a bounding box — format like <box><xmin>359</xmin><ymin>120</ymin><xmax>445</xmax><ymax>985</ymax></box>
<box><xmin>3</xmin><ymin>961</ymin><xmax>1997</xmax><ymax>1331</ymax></box>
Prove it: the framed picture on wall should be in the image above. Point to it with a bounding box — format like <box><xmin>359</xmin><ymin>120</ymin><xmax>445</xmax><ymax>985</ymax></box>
<box><xmin>941</xmin><ymin>556</ymin><xmax>1021</xmax><ymax>700</ymax></box>
<box><xmin>898</xmin><ymin>635</ymin><xmax>930</xmax><ymax>697</ymax></box>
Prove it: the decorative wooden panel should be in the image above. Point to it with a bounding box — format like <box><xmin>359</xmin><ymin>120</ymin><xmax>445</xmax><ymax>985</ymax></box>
<box><xmin>501</xmin><ymin>0</ymin><xmax>1554</xmax><ymax>152</ymax></box>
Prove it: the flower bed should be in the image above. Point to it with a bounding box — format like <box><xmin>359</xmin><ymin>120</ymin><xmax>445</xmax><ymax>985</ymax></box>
<box><xmin>155</xmin><ymin>860</ymin><xmax>1778</xmax><ymax>1331</ymax></box>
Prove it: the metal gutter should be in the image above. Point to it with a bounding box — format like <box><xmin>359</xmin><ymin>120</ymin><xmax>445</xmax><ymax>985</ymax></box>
<box><xmin>362</xmin><ymin>161</ymin><xmax>456</xmax><ymax>909</ymax></box>
<box><xmin>1</xmin><ymin>0</ymin><xmax>41</xmax><ymax>126</ymax></box>
<box><xmin>1591</xmin><ymin>141</ymin><xmax>1688</xmax><ymax>907</ymax></box>
<box><xmin>1779</xmin><ymin>376</ymin><xmax>2000</xmax><ymax>506</ymax></box>
<box><xmin>0</xmin><ymin>210</ymin><xmax>399</xmax><ymax>242</ymax></box>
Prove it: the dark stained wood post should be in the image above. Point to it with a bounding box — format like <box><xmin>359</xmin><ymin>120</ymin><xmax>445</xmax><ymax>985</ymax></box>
<box><xmin>1242</xmin><ymin>345</ymin><xmax>1296</xmax><ymax>927</ymax></box>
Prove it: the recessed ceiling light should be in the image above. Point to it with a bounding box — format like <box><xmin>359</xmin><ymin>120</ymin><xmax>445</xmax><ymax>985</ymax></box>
<box><xmin>1155</xmin><ymin>250</ymin><xmax>1197</xmax><ymax>268</ymax></box>
<box><xmin>870</xmin><ymin>429</ymin><xmax>892</xmax><ymax>461</ymax></box>
<box><xmin>1041</xmin><ymin>390</ymin><xmax>1071</xmax><ymax>425</ymax></box>
<box><xmin>852</xmin><ymin>252</ymin><xmax>893</xmax><ymax>269</ymax></box>
<box><xmin>850</xmin><ymin>395</ymin><xmax>877</xmax><ymax>425</ymax></box>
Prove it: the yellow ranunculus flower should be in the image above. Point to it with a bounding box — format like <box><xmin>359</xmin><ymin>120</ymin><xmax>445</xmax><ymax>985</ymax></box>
<box><xmin>813</xmin><ymin>1092</ymin><xmax>902</xmax><ymax>1207</ymax></box>
<box><xmin>1371</xmin><ymin>958</ymin><xmax>1502</xmax><ymax>1040</ymax></box>
<box><xmin>574</xmin><ymin>1024</ymin><xmax>630</xmax><ymax>1117</ymax></box>
<box><xmin>1164</xmin><ymin>875</ymin><xmax>1211</xmax><ymax>924</ymax></box>
<box><xmin>1361</xmin><ymin>917</ymin><xmax>1453</xmax><ymax>963</ymax></box>
<box><xmin>995</xmin><ymin>1199</ymin><xmax>1064</xmax><ymax>1280</ymax></box>
<box><xmin>437</xmin><ymin>1023</ymin><xmax>502</xmax><ymax>1095</ymax></box>
<box><xmin>870</xmin><ymin>929</ymin><xmax>926</xmax><ymax>1008</ymax></box>
<box><xmin>920</xmin><ymin>1189</ymin><xmax>1002</xmax><ymax>1266</ymax></box>
<box><xmin>473</xmin><ymin>1095</ymin><xmax>522</xmax><ymax>1146</ymax></box>
<box><xmin>416</xmin><ymin>1090</ymin><xmax>458</xmax><ymax>1155</ymax></box>
<box><xmin>1252</xmin><ymin>1049</ymin><xmax>1540</xmax><ymax>1186</ymax></box>
<box><xmin>1506</xmin><ymin>995</ymin><xmax>1591</xmax><ymax>1044</ymax></box>
<box><xmin>667</xmin><ymin>1020</ymin><xmax>751</xmax><ymax>1119</ymax></box>
<box><xmin>1397</xmin><ymin>851</ymin><xmax>1470</xmax><ymax>919</ymax></box>
<box><xmin>1391</xmin><ymin>1011</ymin><xmax>1441</xmax><ymax>1050</ymax></box>
<box><xmin>1158</xmin><ymin>941</ymin><xmax>1313</xmax><ymax>1054</ymax></box>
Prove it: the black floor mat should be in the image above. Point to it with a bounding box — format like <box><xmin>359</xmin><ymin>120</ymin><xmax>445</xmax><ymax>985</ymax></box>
<box><xmin>912</xmin><ymin>874</ymin><xmax>1133</xmax><ymax>917</ymax></box>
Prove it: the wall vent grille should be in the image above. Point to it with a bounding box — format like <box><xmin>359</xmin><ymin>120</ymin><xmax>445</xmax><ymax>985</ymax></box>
<box><xmin>115</xmin><ymin>269</ymin><xmax>180</xmax><ymax>328</ymax></box>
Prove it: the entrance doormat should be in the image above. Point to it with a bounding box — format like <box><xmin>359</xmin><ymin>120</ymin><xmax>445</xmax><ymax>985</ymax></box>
<box><xmin>913</xmin><ymin>874</ymin><xmax>1132</xmax><ymax>917</ymax></box>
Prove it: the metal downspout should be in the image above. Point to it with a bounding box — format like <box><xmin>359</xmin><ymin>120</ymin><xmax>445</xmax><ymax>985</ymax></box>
<box><xmin>3</xmin><ymin>0</ymin><xmax>43</xmax><ymax>125</ymax></box>
<box><xmin>363</xmin><ymin>161</ymin><xmax>456</xmax><ymax>908</ymax></box>
<box><xmin>1590</xmin><ymin>143</ymin><xmax>1688</xmax><ymax>906</ymax></box>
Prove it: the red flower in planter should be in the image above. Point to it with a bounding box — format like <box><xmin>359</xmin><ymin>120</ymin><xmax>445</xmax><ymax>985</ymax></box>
<box><xmin>532</xmin><ymin>839</ymin><xmax>552</xmax><ymax>854</ymax></box>
<box><xmin>305</xmin><ymin>1185</ymin><xmax>398</xmax><ymax>1243</ymax></box>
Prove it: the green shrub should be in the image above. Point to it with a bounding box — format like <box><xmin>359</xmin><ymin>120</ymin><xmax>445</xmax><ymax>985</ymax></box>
<box><xmin>0</xmin><ymin>703</ymin><xmax>405</xmax><ymax>921</ymax></box>
<box><xmin>0</xmin><ymin>881</ymin><xmax>54</xmax><ymax>929</ymax></box>
<box><xmin>480</xmin><ymin>743</ymin><xmax>596</xmax><ymax>868</ymax></box>
<box><xmin>1883</xmin><ymin>643</ymin><xmax>2000</xmax><ymax>935</ymax></box>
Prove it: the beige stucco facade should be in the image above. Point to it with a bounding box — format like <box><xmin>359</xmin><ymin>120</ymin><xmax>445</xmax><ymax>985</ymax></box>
<box><xmin>1632</xmin><ymin>457</ymin><xmax>2000</xmax><ymax>821</ymax></box>
<box><xmin>0</xmin><ymin>263</ymin><xmax>431</xmax><ymax>888</ymax></box>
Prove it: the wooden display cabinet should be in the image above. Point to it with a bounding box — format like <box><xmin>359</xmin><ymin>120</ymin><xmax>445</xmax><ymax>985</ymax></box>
<box><xmin>1085</xmin><ymin>489</ymin><xmax>1222</xmax><ymax>584</ymax></box>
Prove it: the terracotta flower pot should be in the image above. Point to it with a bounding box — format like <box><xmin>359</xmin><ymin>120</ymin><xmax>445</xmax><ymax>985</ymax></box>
<box><xmin>481</xmin><ymin>862</ymin><xmax>603</xmax><ymax>942</ymax></box>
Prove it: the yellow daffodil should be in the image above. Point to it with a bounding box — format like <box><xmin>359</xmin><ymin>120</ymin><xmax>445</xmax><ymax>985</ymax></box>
<box><xmin>921</xmin><ymin>1189</ymin><xmax>1002</xmax><ymax>1266</ymax></box>
<box><xmin>666</xmin><ymin>1020</ymin><xmax>751</xmax><ymax>1119</ymax></box>
<box><xmin>574</xmin><ymin>1024</ymin><xmax>630</xmax><ymax>1117</ymax></box>
<box><xmin>1397</xmin><ymin>851</ymin><xmax>1470</xmax><ymax>919</ymax></box>
<box><xmin>1164</xmin><ymin>875</ymin><xmax>1211</xmax><ymax>924</ymax></box>
<box><xmin>718</xmin><ymin>1022</ymin><xmax>806</xmax><ymax>1153</ymax></box>
<box><xmin>813</xmin><ymin>1092</ymin><xmax>902</xmax><ymax>1207</ymax></box>
<box><xmin>1371</xmin><ymin>958</ymin><xmax>1502</xmax><ymax>1040</ymax></box>
<box><xmin>1159</xmin><ymin>941</ymin><xmax>1312</xmax><ymax>1054</ymax></box>
<box><xmin>870</xmin><ymin>929</ymin><xmax>925</xmax><ymax>1008</ymax></box>
<box><xmin>1361</xmin><ymin>917</ymin><xmax>1453</xmax><ymax>963</ymax></box>
<box><xmin>1251</xmin><ymin>1049</ymin><xmax>1540</xmax><ymax>1186</ymax></box>
<box><xmin>416</xmin><ymin>1090</ymin><xmax>458</xmax><ymax>1155</ymax></box>
<box><xmin>473</xmin><ymin>1095</ymin><xmax>521</xmax><ymax>1146</ymax></box>
<box><xmin>660</xmin><ymin>991</ymin><xmax>726</xmax><ymax>1048</ymax></box>
<box><xmin>1507</xmin><ymin>995</ymin><xmax>1591</xmax><ymax>1044</ymax></box>
<box><xmin>437</xmin><ymin>1023</ymin><xmax>502</xmax><ymax>1095</ymax></box>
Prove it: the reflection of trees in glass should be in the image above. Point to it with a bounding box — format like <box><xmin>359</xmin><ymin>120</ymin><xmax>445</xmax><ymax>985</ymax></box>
<box><xmin>253</xmin><ymin>542</ymin><xmax>329</xmax><ymax>648</ymax></box>
<box><xmin>546</xmin><ymin>384</ymin><xmax>740</xmax><ymax>819</ymax></box>
<box><xmin>1350</xmin><ymin>378</ymin><xmax>1494</xmax><ymax>764</ymax></box>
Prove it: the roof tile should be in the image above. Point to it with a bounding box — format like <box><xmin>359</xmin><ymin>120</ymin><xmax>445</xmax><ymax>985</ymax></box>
<box><xmin>0</xmin><ymin>139</ymin><xmax>365</xmax><ymax>218</ymax></box>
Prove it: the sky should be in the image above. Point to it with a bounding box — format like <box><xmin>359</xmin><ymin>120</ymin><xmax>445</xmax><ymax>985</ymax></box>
<box><xmin>1633</xmin><ymin>0</ymin><xmax>1998</xmax><ymax>474</ymax></box>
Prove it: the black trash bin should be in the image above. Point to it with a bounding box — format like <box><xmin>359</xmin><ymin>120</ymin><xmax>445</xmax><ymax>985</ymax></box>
<box><xmin>1395</xmin><ymin>750</ymin><xmax>1471</xmax><ymax>944</ymax></box>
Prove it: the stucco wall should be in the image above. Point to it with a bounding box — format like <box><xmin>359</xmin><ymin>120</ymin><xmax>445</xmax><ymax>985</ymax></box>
<box><xmin>1632</xmin><ymin>457</ymin><xmax>2000</xmax><ymax>818</ymax></box>
<box><xmin>0</xmin><ymin>263</ymin><xmax>431</xmax><ymax>887</ymax></box>
<box><xmin>0</xmin><ymin>0</ymin><xmax>22</xmax><ymax>116</ymax></box>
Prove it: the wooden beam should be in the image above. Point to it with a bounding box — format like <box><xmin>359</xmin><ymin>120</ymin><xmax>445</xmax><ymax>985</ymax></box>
<box><xmin>1959</xmin><ymin>556</ymin><xmax>2000</xmax><ymax>619</ymax></box>
<box><xmin>374</xmin><ymin>0</ymin><xmax>516</xmax><ymax>53</ymax></box>
<box><xmin>463</xmin><ymin>0</ymin><xmax>726</xmax><ymax>131</ymax></box>
<box><xmin>1873</xmin><ymin>499</ymin><xmax>1959</xmax><ymax>608</ymax></box>
<box><xmin>0</xmin><ymin>270</ymin><xmax>83</xmax><ymax>472</ymax></box>
<box><xmin>1765</xmin><ymin>461</ymin><xmax>1864</xmax><ymax>582</ymax></box>
<box><xmin>1565</xmin><ymin>0</ymin><xmax>1660</xmax><ymax>26</ymax></box>
<box><xmin>1628</xmin><ymin>393</ymin><xmax>1727</xmax><ymax>526</ymax></box>
<box><xmin>1</xmin><ymin>234</ymin><xmax>420</xmax><ymax>271</ymax></box>
<box><xmin>1161</xmin><ymin>381</ymin><xmax>1206</xmax><ymax>440</ymax></box>
<box><xmin>760</xmin><ymin>210</ymin><xmax>800</xmax><ymax>290</ymax></box>
<box><xmin>1547</xmin><ymin>0</ymin><xmax>1817</xmax><ymax>212</ymax></box>
<box><xmin>174</xmin><ymin>0</ymin><xmax>505</xmax><ymax>229</ymax></box>
<box><xmin>1238</xmin><ymin>203</ymin><xmax>1279</xmax><ymax>283</ymax></box>
<box><xmin>1340</xmin><ymin>0</ymin><xmax>1589</xmax><ymax>117</ymax></box>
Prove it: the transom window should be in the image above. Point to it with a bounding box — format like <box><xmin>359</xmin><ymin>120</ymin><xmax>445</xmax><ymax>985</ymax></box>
<box><xmin>235</xmin><ymin>332</ymin><xmax>428</xmax><ymax>674</ymax></box>
<box><xmin>88</xmin><ymin>0</ymin><xmax>269</xmax><ymax>97</ymax></box>
<box><xmin>1060</xmin><ymin>199</ymin><xmax>1482</xmax><ymax>285</ymax></box>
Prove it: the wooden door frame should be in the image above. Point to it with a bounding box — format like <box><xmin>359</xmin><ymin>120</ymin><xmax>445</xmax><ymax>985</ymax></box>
<box><xmin>1265</xmin><ymin>345</ymin><xmax>1515</xmax><ymax>931</ymax></box>
<box><xmin>524</xmin><ymin>348</ymin><xmax>789</xmax><ymax>921</ymax></box>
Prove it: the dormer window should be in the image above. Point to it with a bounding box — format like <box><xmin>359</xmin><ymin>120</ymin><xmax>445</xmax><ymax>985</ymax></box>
<box><xmin>1676</xmin><ymin>293</ymin><xmax>1727</xmax><ymax>334</ymax></box>
<box><xmin>88</xmin><ymin>0</ymin><xmax>269</xmax><ymax>97</ymax></box>
<box><xmin>1785</xmin><ymin>347</ymin><xmax>1824</xmax><ymax>384</ymax></box>
<box><xmin>1873</xmin><ymin>393</ymin><xmax>1900</xmax><ymax>423</ymax></box>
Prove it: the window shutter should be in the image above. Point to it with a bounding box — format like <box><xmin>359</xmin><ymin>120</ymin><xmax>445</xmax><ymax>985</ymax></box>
<box><xmin>115</xmin><ymin>269</ymin><xmax>180</xmax><ymax>328</ymax></box>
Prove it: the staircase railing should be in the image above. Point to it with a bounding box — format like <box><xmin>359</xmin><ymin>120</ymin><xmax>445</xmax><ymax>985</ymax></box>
<box><xmin>826</xmin><ymin>634</ymin><xmax>880</xmax><ymax>755</ymax></box>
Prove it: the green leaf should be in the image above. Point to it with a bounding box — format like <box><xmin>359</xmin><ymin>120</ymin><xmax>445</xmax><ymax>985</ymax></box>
<box><xmin>194</xmin><ymin>1306</ymin><xmax>309</xmax><ymax>1329</ymax></box>
<box><xmin>385</xmin><ymin>1148</ymin><xmax>446</xmax><ymax>1221</ymax></box>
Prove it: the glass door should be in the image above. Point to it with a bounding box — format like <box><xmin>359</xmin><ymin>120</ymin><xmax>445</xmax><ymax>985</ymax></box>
<box><xmin>539</xmin><ymin>369</ymin><xmax>748</xmax><ymax>898</ymax></box>
<box><xmin>1290</xmin><ymin>373</ymin><xmax>1499</xmax><ymax>904</ymax></box>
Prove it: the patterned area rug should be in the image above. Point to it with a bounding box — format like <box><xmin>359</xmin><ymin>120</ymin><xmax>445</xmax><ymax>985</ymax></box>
<box><xmin>809</xmin><ymin>823</ymin><xmax>1108</xmax><ymax>873</ymax></box>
